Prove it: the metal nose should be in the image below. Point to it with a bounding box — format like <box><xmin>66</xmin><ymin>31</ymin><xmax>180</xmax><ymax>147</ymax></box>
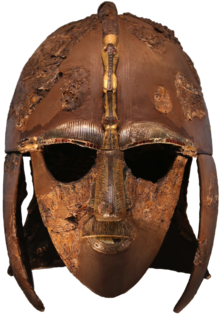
<box><xmin>94</xmin><ymin>150</ymin><xmax>127</xmax><ymax>221</ymax></box>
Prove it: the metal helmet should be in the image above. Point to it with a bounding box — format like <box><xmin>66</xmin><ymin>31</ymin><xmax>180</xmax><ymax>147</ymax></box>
<box><xmin>3</xmin><ymin>2</ymin><xmax>218</xmax><ymax>313</ymax></box>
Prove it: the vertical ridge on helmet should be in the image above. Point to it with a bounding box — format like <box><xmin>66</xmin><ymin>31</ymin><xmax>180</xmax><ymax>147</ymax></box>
<box><xmin>98</xmin><ymin>2</ymin><xmax>118</xmax><ymax>37</ymax></box>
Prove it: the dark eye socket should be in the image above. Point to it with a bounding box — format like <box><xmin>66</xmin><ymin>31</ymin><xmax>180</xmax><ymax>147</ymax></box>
<box><xmin>43</xmin><ymin>144</ymin><xmax>97</xmax><ymax>182</ymax></box>
<box><xmin>124</xmin><ymin>144</ymin><xmax>178</xmax><ymax>183</ymax></box>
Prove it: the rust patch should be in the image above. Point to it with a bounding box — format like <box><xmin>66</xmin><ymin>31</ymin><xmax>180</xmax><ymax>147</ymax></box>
<box><xmin>22</xmin><ymin>194</ymin><xmax>65</xmax><ymax>271</ymax></box>
<box><xmin>120</xmin><ymin>14</ymin><xmax>166</xmax><ymax>54</ymax></box>
<box><xmin>9</xmin><ymin>15</ymin><xmax>98</xmax><ymax>130</ymax></box>
<box><xmin>194</xmin><ymin>239</ymin><xmax>208</xmax><ymax>267</ymax></box>
<box><xmin>207</xmin><ymin>173</ymin><xmax>218</xmax><ymax>208</ymax></box>
<box><xmin>37</xmin><ymin>168</ymin><xmax>96</xmax><ymax>276</ymax></box>
<box><xmin>119</xmin><ymin>11</ymin><xmax>201</xmax><ymax>85</ymax></box>
<box><xmin>121</xmin><ymin>13</ymin><xmax>180</xmax><ymax>45</ymax></box>
<box><xmin>125</xmin><ymin>155</ymin><xmax>188</xmax><ymax>230</ymax></box>
<box><xmin>4</xmin><ymin>153</ymin><xmax>19</xmax><ymax>173</ymax></box>
<box><xmin>154</xmin><ymin>86</ymin><xmax>173</xmax><ymax>114</ymax></box>
<box><xmin>61</xmin><ymin>66</ymin><xmax>90</xmax><ymax>111</ymax></box>
<box><xmin>98</xmin><ymin>2</ymin><xmax>118</xmax><ymax>37</ymax></box>
<box><xmin>175</xmin><ymin>72</ymin><xmax>206</xmax><ymax>121</ymax></box>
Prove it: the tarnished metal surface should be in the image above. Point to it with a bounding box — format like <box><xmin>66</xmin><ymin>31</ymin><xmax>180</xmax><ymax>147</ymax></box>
<box><xmin>119</xmin><ymin>13</ymin><xmax>200</xmax><ymax>83</ymax></box>
<box><xmin>175</xmin><ymin>72</ymin><xmax>206</xmax><ymax>121</ymax></box>
<box><xmin>119</xmin><ymin>122</ymin><xmax>197</xmax><ymax>156</ymax></box>
<box><xmin>120</xmin><ymin>14</ymin><xmax>167</xmax><ymax>54</ymax></box>
<box><xmin>174</xmin><ymin>155</ymin><xmax>218</xmax><ymax>313</ymax></box>
<box><xmin>3</xmin><ymin>1</ymin><xmax>218</xmax><ymax>313</ymax></box>
<box><xmin>5</xmin><ymin>2</ymin><xmax>213</xmax><ymax>155</ymax></box>
<box><xmin>8</xmin><ymin>15</ymin><xmax>98</xmax><ymax>131</ymax></box>
<box><xmin>206</xmin><ymin>173</ymin><xmax>218</xmax><ymax>208</ymax></box>
<box><xmin>98</xmin><ymin>2</ymin><xmax>119</xmax><ymax>37</ymax></box>
<box><xmin>31</xmin><ymin>150</ymin><xmax>97</xmax><ymax>276</ymax></box>
<box><xmin>87</xmin><ymin>235</ymin><xmax>133</xmax><ymax>254</ymax></box>
<box><xmin>126</xmin><ymin>155</ymin><xmax>188</xmax><ymax>230</ymax></box>
<box><xmin>154</xmin><ymin>86</ymin><xmax>173</xmax><ymax>114</ymax></box>
<box><xmin>194</xmin><ymin>239</ymin><xmax>208</xmax><ymax>267</ymax></box>
<box><xmin>82</xmin><ymin>216</ymin><xmax>135</xmax><ymax>254</ymax></box>
<box><xmin>61</xmin><ymin>66</ymin><xmax>90</xmax><ymax>111</ymax></box>
<box><xmin>4</xmin><ymin>153</ymin><xmax>19</xmax><ymax>173</ymax></box>
<box><xmin>17</xmin><ymin>121</ymin><xmax>104</xmax><ymax>153</ymax></box>
<box><xmin>3</xmin><ymin>153</ymin><xmax>44</xmax><ymax>311</ymax></box>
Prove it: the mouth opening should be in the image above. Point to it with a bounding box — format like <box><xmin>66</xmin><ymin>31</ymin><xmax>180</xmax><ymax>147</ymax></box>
<box><xmin>98</xmin><ymin>237</ymin><xmax>125</xmax><ymax>244</ymax></box>
<box><xmin>82</xmin><ymin>217</ymin><xmax>135</xmax><ymax>254</ymax></box>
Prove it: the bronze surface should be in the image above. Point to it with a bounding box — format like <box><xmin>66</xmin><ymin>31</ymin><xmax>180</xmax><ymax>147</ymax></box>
<box><xmin>3</xmin><ymin>1</ymin><xmax>218</xmax><ymax>313</ymax></box>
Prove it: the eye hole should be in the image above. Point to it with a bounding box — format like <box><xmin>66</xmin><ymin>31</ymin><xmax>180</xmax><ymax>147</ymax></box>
<box><xmin>43</xmin><ymin>144</ymin><xmax>97</xmax><ymax>182</ymax></box>
<box><xmin>124</xmin><ymin>144</ymin><xmax>178</xmax><ymax>183</ymax></box>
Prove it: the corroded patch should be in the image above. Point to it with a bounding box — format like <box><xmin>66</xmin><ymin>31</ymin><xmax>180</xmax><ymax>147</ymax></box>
<box><xmin>125</xmin><ymin>155</ymin><xmax>188</xmax><ymax>230</ymax></box>
<box><xmin>4</xmin><ymin>153</ymin><xmax>19</xmax><ymax>173</ymax></box>
<box><xmin>21</xmin><ymin>194</ymin><xmax>64</xmax><ymax>271</ymax></box>
<box><xmin>175</xmin><ymin>72</ymin><xmax>206</xmax><ymax>121</ymax></box>
<box><xmin>120</xmin><ymin>14</ymin><xmax>166</xmax><ymax>54</ymax></box>
<box><xmin>154</xmin><ymin>86</ymin><xmax>173</xmax><ymax>114</ymax></box>
<box><xmin>37</xmin><ymin>168</ymin><xmax>96</xmax><ymax>275</ymax></box>
<box><xmin>194</xmin><ymin>239</ymin><xmax>208</xmax><ymax>267</ymax></box>
<box><xmin>61</xmin><ymin>67</ymin><xmax>90</xmax><ymax>111</ymax></box>
<box><xmin>9</xmin><ymin>15</ymin><xmax>98</xmax><ymax>130</ymax></box>
<box><xmin>98</xmin><ymin>2</ymin><xmax>118</xmax><ymax>37</ymax></box>
<box><xmin>207</xmin><ymin>173</ymin><xmax>218</xmax><ymax>208</ymax></box>
<box><xmin>119</xmin><ymin>122</ymin><xmax>197</xmax><ymax>156</ymax></box>
<box><xmin>119</xmin><ymin>10</ymin><xmax>201</xmax><ymax>85</ymax></box>
<box><xmin>120</xmin><ymin>13</ymin><xmax>180</xmax><ymax>45</ymax></box>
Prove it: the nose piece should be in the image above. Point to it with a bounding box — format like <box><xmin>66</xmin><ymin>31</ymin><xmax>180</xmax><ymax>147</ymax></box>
<box><xmin>94</xmin><ymin>150</ymin><xmax>127</xmax><ymax>222</ymax></box>
<box><xmin>82</xmin><ymin>216</ymin><xmax>135</xmax><ymax>254</ymax></box>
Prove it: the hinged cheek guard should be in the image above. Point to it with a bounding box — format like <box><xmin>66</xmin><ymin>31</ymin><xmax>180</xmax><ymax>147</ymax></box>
<box><xmin>3</xmin><ymin>1</ymin><xmax>218</xmax><ymax>313</ymax></box>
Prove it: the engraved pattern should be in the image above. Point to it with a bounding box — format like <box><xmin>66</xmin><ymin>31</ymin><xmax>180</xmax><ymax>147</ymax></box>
<box><xmin>17</xmin><ymin>121</ymin><xmax>104</xmax><ymax>153</ymax></box>
<box><xmin>101</xmin><ymin>33</ymin><xmax>119</xmax><ymax>151</ymax></box>
<box><xmin>119</xmin><ymin>122</ymin><xmax>196</xmax><ymax>155</ymax></box>
<box><xmin>43</xmin><ymin>121</ymin><xmax>103</xmax><ymax>144</ymax></box>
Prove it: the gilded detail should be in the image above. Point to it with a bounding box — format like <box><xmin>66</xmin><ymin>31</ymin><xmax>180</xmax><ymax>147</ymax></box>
<box><xmin>9</xmin><ymin>15</ymin><xmax>98</xmax><ymax>131</ymax></box>
<box><xmin>101</xmin><ymin>33</ymin><xmax>119</xmax><ymax>151</ymax></box>
<box><xmin>94</xmin><ymin>151</ymin><xmax>127</xmax><ymax>222</ymax></box>
<box><xmin>82</xmin><ymin>20</ymin><xmax>134</xmax><ymax>253</ymax></box>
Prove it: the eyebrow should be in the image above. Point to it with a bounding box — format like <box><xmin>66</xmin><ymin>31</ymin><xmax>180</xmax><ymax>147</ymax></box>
<box><xmin>119</xmin><ymin>122</ymin><xmax>197</xmax><ymax>156</ymax></box>
<box><xmin>17</xmin><ymin>121</ymin><xmax>104</xmax><ymax>153</ymax></box>
<box><xmin>17</xmin><ymin>121</ymin><xmax>197</xmax><ymax>157</ymax></box>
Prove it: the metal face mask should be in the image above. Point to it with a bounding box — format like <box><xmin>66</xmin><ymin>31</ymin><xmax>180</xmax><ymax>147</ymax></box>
<box><xmin>3</xmin><ymin>2</ymin><xmax>218</xmax><ymax>313</ymax></box>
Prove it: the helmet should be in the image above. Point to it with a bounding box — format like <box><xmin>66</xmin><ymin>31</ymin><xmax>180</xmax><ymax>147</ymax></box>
<box><xmin>3</xmin><ymin>2</ymin><xmax>218</xmax><ymax>313</ymax></box>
